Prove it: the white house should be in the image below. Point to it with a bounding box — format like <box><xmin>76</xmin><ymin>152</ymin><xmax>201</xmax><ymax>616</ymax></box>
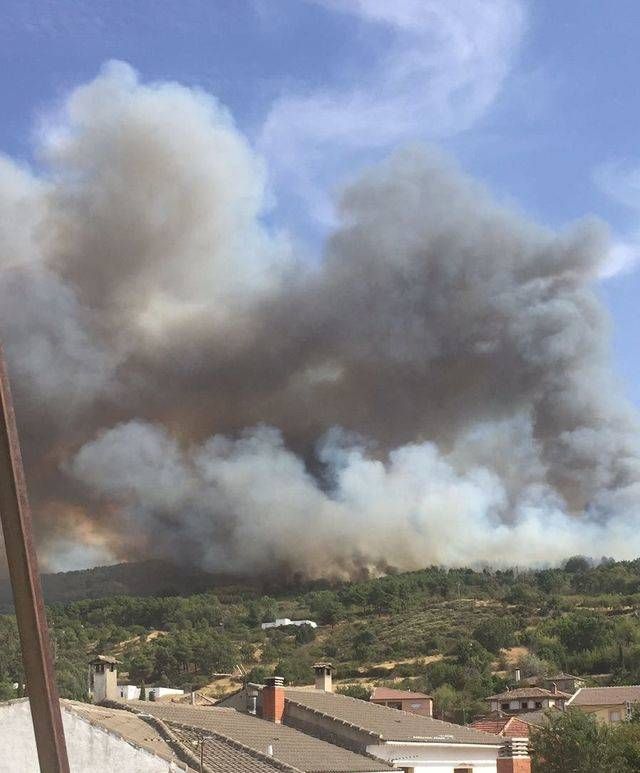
<box><xmin>217</xmin><ymin>665</ymin><xmax>530</xmax><ymax>773</ymax></box>
<box><xmin>261</xmin><ymin>618</ymin><xmax>318</xmax><ymax>630</ymax></box>
<box><xmin>486</xmin><ymin>687</ymin><xmax>569</xmax><ymax>715</ymax></box>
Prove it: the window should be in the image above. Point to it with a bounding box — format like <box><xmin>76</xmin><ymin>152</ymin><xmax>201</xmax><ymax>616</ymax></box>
<box><xmin>535</xmin><ymin>701</ymin><xmax>543</xmax><ymax>709</ymax></box>
<box><xmin>501</xmin><ymin>703</ymin><xmax>510</xmax><ymax>711</ymax></box>
<box><xmin>610</xmin><ymin>711</ymin><xmax>621</xmax><ymax>723</ymax></box>
<box><xmin>521</xmin><ymin>701</ymin><xmax>528</xmax><ymax>709</ymax></box>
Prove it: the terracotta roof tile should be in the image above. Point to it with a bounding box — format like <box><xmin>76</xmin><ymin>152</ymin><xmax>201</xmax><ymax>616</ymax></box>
<box><xmin>568</xmin><ymin>686</ymin><xmax>640</xmax><ymax>706</ymax></box>
<box><xmin>119</xmin><ymin>701</ymin><xmax>393</xmax><ymax>772</ymax></box>
<box><xmin>284</xmin><ymin>689</ymin><xmax>501</xmax><ymax>746</ymax></box>
<box><xmin>469</xmin><ymin>716</ymin><xmax>531</xmax><ymax>738</ymax></box>
<box><xmin>486</xmin><ymin>687</ymin><xmax>570</xmax><ymax>701</ymax></box>
<box><xmin>167</xmin><ymin>723</ymin><xmax>300</xmax><ymax>773</ymax></box>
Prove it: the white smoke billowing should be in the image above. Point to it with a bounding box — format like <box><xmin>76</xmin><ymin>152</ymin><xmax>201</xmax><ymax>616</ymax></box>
<box><xmin>1</xmin><ymin>62</ymin><xmax>640</xmax><ymax>576</ymax></box>
<box><xmin>68</xmin><ymin>417</ymin><xmax>640</xmax><ymax>578</ymax></box>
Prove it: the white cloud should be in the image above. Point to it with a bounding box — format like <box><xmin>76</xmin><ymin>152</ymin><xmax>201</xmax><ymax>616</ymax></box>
<box><xmin>259</xmin><ymin>0</ymin><xmax>526</xmax><ymax>224</ymax></box>
<box><xmin>599</xmin><ymin>239</ymin><xmax>640</xmax><ymax>279</ymax></box>
<box><xmin>594</xmin><ymin>160</ymin><xmax>640</xmax><ymax>210</ymax></box>
<box><xmin>594</xmin><ymin>160</ymin><xmax>640</xmax><ymax>277</ymax></box>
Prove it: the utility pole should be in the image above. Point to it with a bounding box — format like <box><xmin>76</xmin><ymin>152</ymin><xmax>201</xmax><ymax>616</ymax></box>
<box><xmin>0</xmin><ymin>344</ymin><xmax>70</xmax><ymax>772</ymax></box>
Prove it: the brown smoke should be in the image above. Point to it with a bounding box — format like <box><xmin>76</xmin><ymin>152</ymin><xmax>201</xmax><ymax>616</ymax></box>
<box><xmin>1</xmin><ymin>62</ymin><xmax>640</xmax><ymax>577</ymax></box>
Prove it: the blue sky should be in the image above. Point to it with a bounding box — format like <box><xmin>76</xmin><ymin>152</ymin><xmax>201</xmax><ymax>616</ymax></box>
<box><xmin>2</xmin><ymin>0</ymin><xmax>639</xmax><ymax>402</ymax></box>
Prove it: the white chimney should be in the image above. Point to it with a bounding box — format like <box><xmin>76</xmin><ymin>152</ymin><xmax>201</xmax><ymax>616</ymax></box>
<box><xmin>514</xmin><ymin>668</ymin><xmax>521</xmax><ymax>683</ymax></box>
<box><xmin>89</xmin><ymin>655</ymin><xmax>120</xmax><ymax>703</ymax></box>
<box><xmin>313</xmin><ymin>662</ymin><xmax>333</xmax><ymax>692</ymax></box>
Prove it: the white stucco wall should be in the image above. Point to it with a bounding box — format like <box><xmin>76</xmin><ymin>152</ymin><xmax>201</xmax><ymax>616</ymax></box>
<box><xmin>149</xmin><ymin>688</ymin><xmax>184</xmax><ymax>699</ymax></box>
<box><xmin>119</xmin><ymin>684</ymin><xmax>141</xmax><ymax>700</ymax></box>
<box><xmin>366</xmin><ymin>741</ymin><xmax>499</xmax><ymax>772</ymax></box>
<box><xmin>0</xmin><ymin>700</ymin><xmax>186</xmax><ymax>773</ymax></box>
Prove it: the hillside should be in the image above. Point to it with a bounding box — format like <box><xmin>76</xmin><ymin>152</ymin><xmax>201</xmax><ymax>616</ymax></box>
<box><xmin>0</xmin><ymin>560</ymin><xmax>260</xmax><ymax>613</ymax></box>
<box><xmin>3</xmin><ymin>556</ymin><xmax>640</xmax><ymax>723</ymax></box>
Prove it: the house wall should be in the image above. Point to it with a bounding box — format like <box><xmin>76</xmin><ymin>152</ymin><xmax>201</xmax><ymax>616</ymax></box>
<box><xmin>218</xmin><ymin>688</ymin><xmax>251</xmax><ymax>712</ymax></box>
<box><xmin>284</xmin><ymin>701</ymin><xmax>374</xmax><ymax>753</ymax></box>
<box><xmin>119</xmin><ymin>685</ymin><xmax>141</xmax><ymax>700</ymax></box>
<box><xmin>366</xmin><ymin>742</ymin><xmax>499</xmax><ymax>773</ymax></box>
<box><xmin>490</xmin><ymin>699</ymin><xmax>557</xmax><ymax>713</ymax></box>
<box><xmin>576</xmin><ymin>704</ymin><xmax>627</xmax><ymax>724</ymax></box>
<box><xmin>0</xmin><ymin>700</ymin><xmax>185</xmax><ymax>773</ymax></box>
<box><xmin>372</xmin><ymin>698</ymin><xmax>433</xmax><ymax>717</ymax></box>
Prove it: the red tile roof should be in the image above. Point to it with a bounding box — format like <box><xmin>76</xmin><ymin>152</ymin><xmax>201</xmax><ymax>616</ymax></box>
<box><xmin>469</xmin><ymin>716</ymin><xmax>532</xmax><ymax>738</ymax></box>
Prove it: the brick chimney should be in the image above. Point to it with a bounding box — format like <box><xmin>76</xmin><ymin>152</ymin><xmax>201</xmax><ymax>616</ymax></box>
<box><xmin>497</xmin><ymin>759</ymin><xmax>532</xmax><ymax>773</ymax></box>
<box><xmin>313</xmin><ymin>662</ymin><xmax>333</xmax><ymax>692</ymax></box>
<box><xmin>498</xmin><ymin>737</ymin><xmax>531</xmax><ymax>773</ymax></box>
<box><xmin>262</xmin><ymin>676</ymin><xmax>285</xmax><ymax>723</ymax></box>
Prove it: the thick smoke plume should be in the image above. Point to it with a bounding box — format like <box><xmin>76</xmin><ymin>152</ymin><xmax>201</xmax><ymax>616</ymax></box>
<box><xmin>1</xmin><ymin>62</ymin><xmax>640</xmax><ymax>577</ymax></box>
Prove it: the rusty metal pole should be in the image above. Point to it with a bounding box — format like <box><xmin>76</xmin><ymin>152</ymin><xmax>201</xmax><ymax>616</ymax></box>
<box><xmin>0</xmin><ymin>343</ymin><xmax>70</xmax><ymax>773</ymax></box>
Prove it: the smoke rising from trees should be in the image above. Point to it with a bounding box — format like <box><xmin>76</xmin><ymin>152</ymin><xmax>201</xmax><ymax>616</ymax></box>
<box><xmin>1</xmin><ymin>62</ymin><xmax>639</xmax><ymax>576</ymax></box>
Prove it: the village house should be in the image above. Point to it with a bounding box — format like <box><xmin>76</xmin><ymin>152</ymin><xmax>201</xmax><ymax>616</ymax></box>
<box><xmin>521</xmin><ymin>672</ymin><xmax>585</xmax><ymax>694</ymax></box>
<box><xmin>540</xmin><ymin>673</ymin><xmax>585</xmax><ymax>694</ymax></box>
<box><xmin>218</xmin><ymin>664</ymin><xmax>528</xmax><ymax>773</ymax></box>
<box><xmin>115</xmin><ymin>698</ymin><xmax>395</xmax><ymax>773</ymax></box>
<box><xmin>485</xmin><ymin>687</ymin><xmax>569</xmax><ymax>715</ymax></box>
<box><xmin>370</xmin><ymin>687</ymin><xmax>433</xmax><ymax>717</ymax></box>
<box><xmin>566</xmin><ymin>685</ymin><xmax>640</xmax><ymax>724</ymax></box>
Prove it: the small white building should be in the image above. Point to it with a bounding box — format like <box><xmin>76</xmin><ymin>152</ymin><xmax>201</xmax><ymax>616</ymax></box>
<box><xmin>118</xmin><ymin>684</ymin><xmax>141</xmax><ymax>700</ymax></box>
<box><xmin>261</xmin><ymin>618</ymin><xmax>317</xmax><ymax>630</ymax></box>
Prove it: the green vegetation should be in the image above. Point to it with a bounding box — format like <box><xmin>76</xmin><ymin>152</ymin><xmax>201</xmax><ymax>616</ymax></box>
<box><xmin>2</xmin><ymin>555</ymin><xmax>640</xmax><ymax>723</ymax></box>
<box><xmin>530</xmin><ymin>709</ymin><xmax>640</xmax><ymax>772</ymax></box>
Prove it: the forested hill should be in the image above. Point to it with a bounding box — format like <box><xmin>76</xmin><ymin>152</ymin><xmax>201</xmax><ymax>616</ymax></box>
<box><xmin>4</xmin><ymin>556</ymin><xmax>640</xmax><ymax>723</ymax></box>
<box><xmin>0</xmin><ymin>560</ymin><xmax>254</xmax><ymax>612</ymax></box>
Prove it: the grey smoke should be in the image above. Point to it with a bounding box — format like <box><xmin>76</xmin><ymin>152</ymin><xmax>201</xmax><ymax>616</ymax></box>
<box><xmin>1</xmin><ymin>62</ymin><xmax>639</xmax><ymax>575</ymax></box>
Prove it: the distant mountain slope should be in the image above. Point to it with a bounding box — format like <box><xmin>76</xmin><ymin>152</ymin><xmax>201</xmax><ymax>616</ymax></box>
<box><xmin>0</xmin><ymin>560</ymin><xmax>246</xmax><ymax>611</ymax></box>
